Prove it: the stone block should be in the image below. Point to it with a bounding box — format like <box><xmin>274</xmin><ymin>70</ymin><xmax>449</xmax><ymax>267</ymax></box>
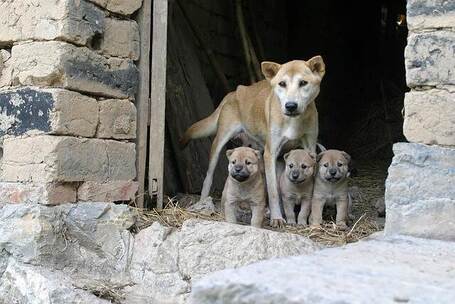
<box><xmin>97</xmin><ymin>99</ymin><xmax>136</xmax><ymax>139</ymax></box>
<box><xmin>189</xmin><ymin>235</ymin><xmax>455</xmax><ymax>303</ymax></box>
<box><xmin>0</xmin><ymin>0</ymin><xmax>104</xmax><ymax>46</ymax></box>
<box><xmin>0</xmin><ymin>182</ymin><xmax>76</xmax><ymax>205</ymax></box>
<box><xmin>0</xmin><ymin>49</ymin><xmax>12</xmax><ymax>88</ymax></box>
<box><xmin>99</xmin><ymin>18</ymin><xmax>140</xmax><ymax>60</ymax></box>
<box><xmin>78</xmin><ymin>180</ymin><xmax>139</xmax><ymax>202</ymax></box>
<box><xmin>0</xmin><ymin>87</ymin><xmax>98</xmax><ymax>138</ymax></box>
<box><xmin>385</xmin><ymin>143</ymin><xmax>455</xmax><ymax>241</ymax></box>
<box><xmin>1</xmin><ymin>135</ymin><xmax>136</xmax><ymax>183</ymax></box>
<box><xmin>407</xmin><ymin>0</ymin><xmax>455</xmax><ymax>31</ymax></box>
<box><xmin>405</xmin><ymin>31</ymin><xmax>455</xmax><ymax>87</ymax></box>
<box><xmin>10</xmin><ymin>41</ymin><xmax>138</xmax><ymax>98</ymax></box>
<box><xmin>87</xmin><ymin>0</ymin><xmax>142</xmax><ymax>15</ymax></box>
<box><xmin>404</xmin><ymin>89</ymin><xmax>455</xmax><ymax>146</ymax></box>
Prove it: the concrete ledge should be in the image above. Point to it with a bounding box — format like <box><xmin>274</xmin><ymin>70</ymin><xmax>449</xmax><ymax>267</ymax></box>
<box><xmin>385</xmin><ymin>143</ymin><xmax>455</xmax><ymax>241</ymax></box>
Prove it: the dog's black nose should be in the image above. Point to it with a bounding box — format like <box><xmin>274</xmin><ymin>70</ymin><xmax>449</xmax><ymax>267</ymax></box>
<box><xmin>234</xmin><ymin>165</ymin><xmax>243</xmax><ymax>172</ymax></box>
<box><xmin>329</xmin><ymin>168</ymin><xmax>337</xmax><ymax>176</ymax></box>
<box><xmin>285</xmin><ymin>102</ymin><xmax>298</xmax><ymax>112</ymax></box>
<box><xmin>291</xmin><ymin>171</ymin><xmax>299</xmax><ymax>179</ymax></box>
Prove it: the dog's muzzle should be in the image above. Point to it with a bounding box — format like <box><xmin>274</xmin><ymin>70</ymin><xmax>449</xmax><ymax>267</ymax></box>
<box><xmin>231</xmin><ymin>172</ymin><xmax>250</xmax><ymax>182</ymax></box>
<box><xmin>325</xmin><ymin>176</ymin><xmax>341</xmax><ymax>183</ymax></box>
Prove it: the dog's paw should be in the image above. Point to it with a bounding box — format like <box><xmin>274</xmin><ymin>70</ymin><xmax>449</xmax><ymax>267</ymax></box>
<box><xmin>337</xmin><ymin>222</ymin><xmax>348</xmax><ymax>231</ymax></box>
<box><xmin>310</xmin><ymin>223</ymin><xmax>322</xmax><ymax>229</ymax></box>
<box><xmin>296</xmin><ymin>221</ymin><xmax>308</xmax><ymax>227</ymax></box>
<box><xmin>270</xmin><ymin>218</ymin><xmax>286</xmax><ymax>228</ymax></box>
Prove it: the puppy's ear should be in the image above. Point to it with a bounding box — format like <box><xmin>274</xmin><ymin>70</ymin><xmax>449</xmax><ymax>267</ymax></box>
<box><xmin>261</xmin><ymin>61</ymin><xmax>281</xmax><ymax>81</ymax></box>
<box><xmin>316</xmin><ymin>151</ymin><xmax>325</xmax><ymax>162</ymax></box>
<box><xmin>341</xmin><ymin>151</ymin><xmax>356</xmax><ymax>177</ymax></box>
<box><xmin>226</xmin><ymin>149</ymin><xmax>234</xmax><ymax>159</ymax></box>
<box><xmin>308</xmin><ymin>151</ymin><xmax>317</xmax><ymax>161</ymax></box>
<box><xmin>341</xmin><ymin>151</ymin><xmax>351</xmax><ymax>164</ymax></box>
<box><xmin>254</xmin><ymin>149</ymin><xmax>262</xmax><ymax>160</ymax></box>
<box><xmin>283</xmin><ymin>151</ymin><xmax>291</xmax><ymax>162</ymax></box>
<box><xmin>307</xmin><ymin>55</ymin><xmax>326</xmax><ymax>79</ymax></box>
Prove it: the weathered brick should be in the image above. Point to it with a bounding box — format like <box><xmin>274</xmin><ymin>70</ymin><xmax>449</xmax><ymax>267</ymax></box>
<box><xmin>385</xmin><ymin>143</ymin><xmax>455</xmax><ymax>241</ymax></box>
<box><xmin>407</xmin><ymin>0</ymin><xmax>455</xmax><ymax>31</ymax></box>
<box><xmin>99</xmin><ymin>18</ymin><xmax>140</xmax><ymax>60</ymax></box>
<box><xmin>0</xmin><ymin>182</ymin><xmax>76</xmax><ymax>205</ymax></box>
<box><xmin>404</xmin><ymin>89</ymin><xmax>455</xmax><ymax>146</ymax></box>
<box><xmin>97</xmin><ymin>99</ymin><xmax>136</xmax><ymax>139</ymax></box>
<box><xmin>405</xmin><ymin>31</ymin><xmax>455</xmax><ymax>87</ymax></box>
<box><xmin>0</xmin><ymin>49</ymin><xmax>12</xmax><ymax>88</ymax></box>
<box><xmin>0</xmin><ymin>0</ymin><xmax>104</xmax><ymax>47</ymax></box>
<box><xmin>0</xmin><ymin>87</ymin><xmax>98</xmax><ymax>138</ymax></box>
<box><xmin>87</xmin><ymin>0</ymin><xmax>142</xmax><ymax>15</ymax></box>
<box><xmin>1</xmin><ymin>135</ymin><xmax>136</xmax><ymax>183</ymax></box>
<box><xmin>10</xmin><ymin>41</ymin><xmax>138</xmax><ymax>98</ymax></box>
<box><xmin>78</xmin><ymin>180</ymin><xmax>139</xmax><ymax>202</ymax></box>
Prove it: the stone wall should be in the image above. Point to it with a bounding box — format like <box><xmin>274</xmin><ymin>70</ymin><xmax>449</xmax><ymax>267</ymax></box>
<box><xmin>385</xmin><ymin>0</ymin><xmax>455</xmax><ymax>240</ymax></box>
<box><xmin>0</xmin><ymin>0</ymin><xmax>141</xmax><ymax>205</ymax></box>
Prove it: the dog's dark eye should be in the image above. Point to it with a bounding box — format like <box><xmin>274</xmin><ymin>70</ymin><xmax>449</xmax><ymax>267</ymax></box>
<box><xmin>231</xmin><ymin>160</ymin><xmax>236</xmax><ymax>164</ymax></box>
<box><xmin>278</xmin><ymin>81</ymin><xmax>286</xmax><ymax>88</ymax></box>
<box><xmin>337</xmin><ymin>162</ymin><xmax>343</xmax><ymax>167</ymax></box>
<box><xmin>301</xmin><ymin>165</ymin><xmax>307</xmax><ymax>169</ymax></box>
<box><xmin>299</xmin><ymin>80</ymin><xmax>308</xmax><ymax>87</ymax></box>
<box><xmin>289</xmin><ymin>164</ymin><xmax>294</xmax><ymax>168</ymax></box>
<box><xmin>323</xmin><ymin>163</ymin><xmax>328</xmax><ymax>168</ymax></box>
<box><xmin>245</xmin><ymin>160</ymin><xmax>251</xmax><ymax>165</ymax></box>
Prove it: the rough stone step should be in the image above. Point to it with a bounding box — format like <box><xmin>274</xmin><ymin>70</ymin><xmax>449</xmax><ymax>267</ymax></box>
<box><xmin>189</xmin><ymin>234</ymin><xmax>455</xmax><ymax>304</ymax></box>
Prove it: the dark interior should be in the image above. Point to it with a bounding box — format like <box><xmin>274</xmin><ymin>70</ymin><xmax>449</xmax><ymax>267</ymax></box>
<box><xmin>161</xmin><ymin>0</ymin><xmax>408</xmax><ymax>198</ymax></box>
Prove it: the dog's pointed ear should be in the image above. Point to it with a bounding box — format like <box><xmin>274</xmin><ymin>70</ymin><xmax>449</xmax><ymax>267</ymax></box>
<box><xmin>341</xmin><ymin>151</ymin><xmax>351</xmax><ymax>164</ymax></box>
<box><xmin>226</xmin><ymin>149</ymin><xmax>234</xmax><ymax>159</ymax></box>
<box><xmin>254</xmin><ymin>149</ymin><xmax>262</xmax><ymax>159</ymax></box>
<box><xmin>283</xmin><ymin>151</ymin><xmax>291</xmax><ymax>162</ymax></box>
<box><xmin>307</xmin><ymin>55</ymin><xmax>325</xmax><ymax>79</ymax></box>
<box><xmin>261</xmin><ymin>61</ymin><xmax>281</xmax><ymax>81</ymax></box>
<box><xmin>309</xmin><ymin>151</ymin><xmax>317</xmax><ymax>161</ymax></box>
<box><xmin>316</xmin><ymin>151</ymin><xmax>325</xmax><ymax>162</ymax></box>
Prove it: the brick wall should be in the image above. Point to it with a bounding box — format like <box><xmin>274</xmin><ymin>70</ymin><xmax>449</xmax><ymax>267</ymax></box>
<box><xmin>0</xmin><ymin>0</ymin><xmax>141</xmax><ymax>205</ymax></box>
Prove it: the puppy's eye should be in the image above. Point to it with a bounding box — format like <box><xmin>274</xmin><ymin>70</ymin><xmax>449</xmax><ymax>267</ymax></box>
<box><xmin>289</xmin><ymin>164</ymin><xmax>294</xmax><ymax>168</ymax></box>
<box><xmin>278</xmin><ymin>81</ymin><xmax>286</xmax><ymax>88</ymax></box>
<box><xmin>323</xmin><ymin>163</ymin><xmax>328</xmax><ymax>168</ymax></box>
<box><xmin>301</xmin><ymin>165</ymin><xmax>307</xmax><ymax>169</ymax></box>
<box><xmin>299</xmin><ymin>80</ymin><xmax>308</xmax><ymax>87</ymax></box>
<box><xmin>337</xmin><ymin>162</ymin><xmax>343</xmax><ymax>167</ymax></box>
<box><xmin>231</xmin><ymin>160</ymin><xmax>236</xmax><ymax>164</ymax></box>
<box><xmin>245</xmin><ymin>160</ymin><xmax>251</xmax><ymax>165</ymax></box>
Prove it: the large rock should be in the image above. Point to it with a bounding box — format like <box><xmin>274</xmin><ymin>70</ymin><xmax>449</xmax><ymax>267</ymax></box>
<box><xmin>0</xmin><ymin>257</ymin><xmax>110</xmax><ymax>304</ymax></box>
<box><xmin>404</xmin><ymin>89</ymin><xmax>455</xmax><ymax>146</ymax></box>
<box><xmin>10</xmin><ymin>41</ymin><xmax>138</xmax><ymax>98</ymax></box>
<box><xmin>0</xmin><ymin>0</ymin><xmax>104</xmax><ymax>47</ymax></box>
<box><xmin>0</xmin><ymin>87</ymin><xmax>99</xmax><ymax>138</ymax></box>
<box><xmin>385</xmin><ymin>143</ymin><xmax>455</xmax><ymax>241</ymax></box>
<box><xmin>405</xmin><ymin>31</ymin><xmax>455</xmax><ymax>87</ymax></box>
<box><xmin>1</xmin><ymin>135</ymin><xmax>136</xmax><ymax>183</ymax></box>
<box><xmin>0</xmin><ymin>202</ymin><xmax>135</xmax><ymax>281</ymax></box>
<box><xmin>87</xmin><ymin>0</ymin><xmax>142</xmax><ymax>15</ymax></box>
<box><xmin>407</xmin><ymin>0</ymin><xmax>455</xmax><ymax>31</ymax></box>
<box><xmin>126</xmin><ymin>219</ymin><xmax>320</xmax><ymax>303</ymax></box>
<box><xmin>190</xmin><ymin>235</ymin><xmax>455</xmax><ymax>304</ymax></box>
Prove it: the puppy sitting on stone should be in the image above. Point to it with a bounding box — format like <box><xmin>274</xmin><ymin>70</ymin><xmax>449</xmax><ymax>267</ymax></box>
<box><xmin>222</xmin><ymin>147</ymin><xmax>266</xmax><ymax>228</ymax></box>
<box><xmin>279</xmin><ymin>149</ymin><xmax>316</xmax><ymax>226</ymax></box>
<box><xmin>310</xmin><ymin>149</ymin><xmax>352</xmax><ymax>230</ymax></box>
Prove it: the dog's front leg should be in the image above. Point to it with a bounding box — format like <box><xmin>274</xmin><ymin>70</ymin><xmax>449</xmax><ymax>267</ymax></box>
<box><xmin>297</xmin><ymin>199</ymin><xmax>311</xmax><ymax>226</ymax></box>
<box><xmin>282</xmin><ymin>197</ymin><xmax>296</xmax><ymax>225</ymax></box>
<box><xmin>250</xmin><ymin>203</ymin><xmax>265</xmax><ymax>228</ymax></box>
<box><xmin>264</xmin><ymin>145</ymin><xmax>285</xmax><ymax>228</ymax></box>
<box><xmin>310</xmin><ymin>195</ymin><xmax>325</xmax><ymax>228</ymax></box>
<box><xmin>301</xmin><ymin>134</ymin><xmax>317</xmax><ymax>153</ymax></box>
<box><xmin>224</xmin><ymin>197</ymin><xmax>237</xmax><ymax>224</ymax></box>
<box><xmin>336</xmin><ymin>196</ymin><xmax>349</xmax><ymax>230</ymax></box>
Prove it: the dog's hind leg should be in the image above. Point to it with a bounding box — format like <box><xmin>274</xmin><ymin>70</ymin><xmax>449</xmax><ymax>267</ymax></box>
<box><xmin>200</xmin><ymin>123</ymin><xmax>242</xmax><ymax>199</ymax></box>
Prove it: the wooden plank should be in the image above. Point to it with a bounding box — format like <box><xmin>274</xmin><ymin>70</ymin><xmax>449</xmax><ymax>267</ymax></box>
<box><xmin>149</xmin><ymin>0</ymin><xmax>168</xmax><ymax>209</ymax></box>
<box><xmin>135</xmin><ymin>0</ymin><xmax>152</xmax><ymax>209</ymax></box>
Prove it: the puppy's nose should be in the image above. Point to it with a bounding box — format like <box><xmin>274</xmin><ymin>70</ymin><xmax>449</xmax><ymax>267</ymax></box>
<box><xmin>285</xmin><ymin>102</ymin><xmax>298</xmax><ymax>112</ymax></box>
<box><xmin>291</xmin><ymin>171</ymin><xmax>299</xmax><ymax>179</ymax></box>
<box><xmin>329</xmin><ymin>168</ymin><xmax>337</xmax><ymax>176</ymax></box>
<box><xmin>234</xmin><ymin>165</ymin><xmax>243</xmax><ymax>172</ymax></box>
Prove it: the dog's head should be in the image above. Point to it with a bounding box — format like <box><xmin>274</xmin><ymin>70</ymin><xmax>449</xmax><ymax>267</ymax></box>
<box><xmin>316</xmin><ymin>150</ymin><xmax>351</xmax><ymax>184</ymax></box>
<box><xmin>283</xmin><ymin>149</ymin><xmax>316</xmax><ymax>184</ymax></box>
<box><xmin>261</xmin><ymin>56</ymin><xmax>325</xmax><ymax>117</ymax></box>
<box><xmin>226</xmin><ymin>147</ymin><xmax>261</xmax><ymax>182</ymax></box>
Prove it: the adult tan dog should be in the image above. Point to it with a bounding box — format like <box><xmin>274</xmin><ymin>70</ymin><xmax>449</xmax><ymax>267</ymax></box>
<box><xmin>279</xmin><ymin>149</ymin><xmax>316</xmax><ymax>226</ymax></box>
<box><xmin>180</xmin><ymin>57</ymin><xmax>325</xmax><ymax>227</ymax></box>
<box><xmin>222</xmin><ymin>147</ymin><xmax>265</xmax><ymax>228</ymax></box>
<box><xmin>310</xmin><ymin>149</ymin><xmax>351</xmax><ymax>230</ymax></box>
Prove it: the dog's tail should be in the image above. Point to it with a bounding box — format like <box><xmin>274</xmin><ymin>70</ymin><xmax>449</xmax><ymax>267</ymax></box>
<box><xmin>179</xmin><ymin>99</ymin><xmax>225</xmax><ymax>149</ymax></box>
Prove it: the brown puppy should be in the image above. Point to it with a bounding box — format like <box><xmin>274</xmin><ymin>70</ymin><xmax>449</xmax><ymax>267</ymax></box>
<box><xmin>310</xmin><ymin>149</ymin><xmax>351</xmax><ymax>230</ymax></box>
<box><xmin>279</xmin><ymin>149</ymin><xmax>316</xmax><ymax>226</ymax></box>
<box><xmin>180</xmin><ymin>57</ymin><xmax>325</xmax><ymax>227</ymax></box>
<box><xmin>222</xmin><ymin>147</ymin><xmax>266</xmax><ymax>228</ymax></box>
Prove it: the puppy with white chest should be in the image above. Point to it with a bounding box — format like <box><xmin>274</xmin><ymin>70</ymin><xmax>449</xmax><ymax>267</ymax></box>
<box><xmin>279</xmin><ymin>149</ymin><xmax>316</xmax><ymax>226</ymax></box>
<box><xmin>310</xmin><ymin>149</ymin><xmax>352</xmax><ymax>230</ymax></box>
<box><xmin>222</xmin><ymin>147</ymin><xmax>266</xmax><ymax>228</ymax></box>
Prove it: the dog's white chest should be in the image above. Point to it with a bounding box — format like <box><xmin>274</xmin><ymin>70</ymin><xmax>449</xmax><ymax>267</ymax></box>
<box><xmin>282</xmin><ymin>119</ymin><xmax>303</xmax><ymax>140</ymax></box>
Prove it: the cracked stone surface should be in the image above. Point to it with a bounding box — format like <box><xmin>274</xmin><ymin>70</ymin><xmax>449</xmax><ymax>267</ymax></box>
<box><xmin>407</xmin><ymin>0</ymin><xmax>455</xmax><ymax>31</ymax></box>
<box><xmin>189</xmin><ymin>235</ymin><xmax>455</xmax><ymax>304</ymax></box>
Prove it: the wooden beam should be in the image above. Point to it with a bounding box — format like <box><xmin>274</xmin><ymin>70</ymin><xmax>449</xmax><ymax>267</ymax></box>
<box><xmin>135</xmin><ymin>0</ymin><xmax>152</xmax><ymax>209</ymax></box>
<box><xmin>149</xmin><ymin>0</ymin><xmax>168</xmax><ymax>209</ymax></box>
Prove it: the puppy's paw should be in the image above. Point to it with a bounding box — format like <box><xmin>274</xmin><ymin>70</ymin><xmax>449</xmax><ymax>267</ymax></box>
<box><xmin>337</xmin><ymin>221</ymin><xmax>348</xmax><ymax>231</ymax></box>
<box><xmin>310</xmin><ymin>223</ymin><xmax>322</xmax><ymax>229</ymax></box>
<box><xmin>270</xmin><ymin>218</ymin><xmax>286</xmax><ymax>228</ymax></box>
<box><xmin>296</xmin><ymin>221</ymin><xmax>308</xmax><ymax>227</ymax></box>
